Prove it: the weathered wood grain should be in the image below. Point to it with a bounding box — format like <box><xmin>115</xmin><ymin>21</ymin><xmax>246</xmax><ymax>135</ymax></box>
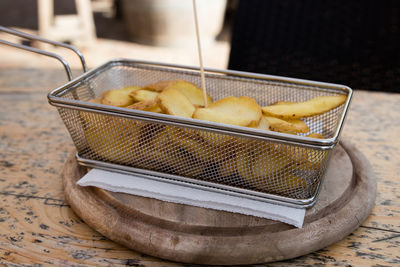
<box><xmin>0</xmin><ymin>68</ymin><xmax>399</xmax><ymax>266</ymax></box>
<box><xmin>62</xmin><ymin>141</ymin><xmax>376</xmax><ymax>265</ymax></box>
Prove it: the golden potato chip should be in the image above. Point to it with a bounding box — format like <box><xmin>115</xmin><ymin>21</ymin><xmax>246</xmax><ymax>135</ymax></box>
<box><xmin>130</xmin><ymin>89</ymin><xmax>159</xmax><ymax>102</ymax></box>
<box><xmin>237</xmin><ymin>145</ymin><xmax>288</xmax><ymax>183</ymax></box>
<box><xmin>101</xmin><ymin>88</ymin><xmax>135</xmax><ymax>107</ymax></box>
<box><xmin>272</xmin><ymin>101</ymin><xmax>294</xmax><ymax>105</ymax></box>
<box><xmin>293</xmin><ymin>145</ymin><xmax>324</xmax><ymax>171</ymax></box>
<box><xmin>249</xmin><ymin>116</ymin><xmax>270</xmax><ymax>131</ymax></box>
<box><xmin>137</xmin><ymin>129</ymin><xmax>203</xmax><ymax>177</ymax></box>
<box><xmin>169</xmin><ymin>128</ymin><xmax>225</xmax><ymax>163</ymax></box>
<box><xmin>233</xmin><ymin>141</ymin><xmax>309</xmax><ymax>193</ymax></box>
<box><xmin>164</xmin><ymin>80</ymin><xmax>213</xmax><ymax>107</ymax></box>
<box><xmin>197</xmin><ymin>130</ymin><xmax>236</xmax><ymax>149</ymax></box>
<box><xmin>145</xmin><ymin>104</ymin><xmax>163</xmax><ymax>113</ymax></box>
<box><xmin>262</xmin><ymin>95</ymin><xmax>347</xmax><ymax>119</ymax></box>
<box><xmin>157</xmin><ymin>88</ymin><xmax>196</xmax><ymax>118</ymax></box>
<box><xmin>122</xmin><ymin>86</ymin><xmax>141</xmax><ymax>93</ymax></box>
<box><xmin>84</xmin><ymin>116</ymin><xmax>140</xmax><ymax>163</ymax></box>
<box><xmin>306</xmin><ymin>133</ymin><xmax>325</xmax><ymax>139</ymax></box>
<box><xmin>143</xmin><ymin>80</ymin><xmax>184</xmax><ymax>92</ymax></box>
<box><xmin>264</xmin><ymin>116</ymin><xmax>309</xmax><ymax>133</ymax></box>
<box><xmin>126</xmin><ymin>100</ymin><xmax>163</xmax><ymax>113</ymax></box>
<box><xmin>193</xmin><ymin>96</ymin><xmax>262</xmax><ymax>127</ymax></box>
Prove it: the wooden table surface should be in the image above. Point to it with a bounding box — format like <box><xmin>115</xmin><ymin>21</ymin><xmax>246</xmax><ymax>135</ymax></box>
<box><xmin>0</xmin><ymin>68</ymin><xmax>399</xmax><ymax>266</ymax></box>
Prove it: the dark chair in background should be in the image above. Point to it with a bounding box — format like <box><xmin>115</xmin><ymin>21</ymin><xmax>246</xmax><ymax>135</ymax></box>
<box><xmin>228</xmin><ymin>0</ymin><xmax>400</xmax><ymax>92</ymax></box>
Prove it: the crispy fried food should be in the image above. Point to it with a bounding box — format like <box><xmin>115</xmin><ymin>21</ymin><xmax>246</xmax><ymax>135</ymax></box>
<box><xmin>122</xmin><ymin>86</ymin><xmax>142</xmax><ymax>93</ymax></box>
<box><xmin>157</xmin><ymin>88</ymin><xmax>196</xmax><ymax>118</ymax></box>
<box><xmin>262</xmin><ymin>95</ymin><xmax>347</xmax><ymax>119</ymax></box>
<box><xmin>101</xmin><ymin>86</ymin><xmax>141</xmax><ymax>107</ymax></box>
<box><xmin>236</xmin><ymin>144</ymin><xmax>306</xmax><ymax>193</ymax></box>
<box><xmin>164</xmin><ymin>80</ymin><xmax>213</xmax><ymax>107</ymax></box>
<box><xmin>82</xmin><ymin>77</ymin><xmax>345</xmax><ymax>198</ymax></box>
<box><xmin>272</xmin><ymin>101</ymin><xmax>294</xmax><ymax>105</ymax></box>
<box><xmin>126</xmin><ymin>100</ymin><xmax>163</xmax><ymax>113</ymax></box>
<box><xmin>202</xmin><ymin>114</ymin><xmax>266</xmax><ymax>149</ymax></box>
<box><xmin>264</xmin><ymin>116</ymin><xmax>309</xmax><ymax>133</ymax></box>
<box><xmin>197</xmin><ymin>130</ymin><xmax>237</xmax><ymax>150</ymax></box>
<box><xmin>145</xmin><ymin>104</ymin><xmax>163</xmax><ymax>113</ymax></box>
<box><xmin>101</xmin><ymin>89</ymin><xmax>133</xmax><ymax>107</ymax></box>
<box><xmin>143</xmin><ymin>80</ymin><xmax>184</xmax><ymax>92</ymax></box>
<box><xmin>249</xmin><ymin>116</ymin><xmax>270</xmax><ymax>131</ymax></box>
<box><xmin>137</xmin><ymin>129</ymin><xmax>203</xmax><ymax>177</ymax></box>
<box><xmin>306</xmin><ymin>133</ymin><xmax>325</xmax><ymax>139</ymax></box>
<box><xmin>237</xmin><ymin>146</ymin><xmax>288</xmax><ymax>182</ymax></box>
<box><xmin>293</xmin><ymin>145</ymin><xmax>324</xmax><ymax>172</ymax></box>
<box><xmin>126</xmin><ymin>100</ymin><xmax>154</xmax><ymax>110</ymax></box>
<box><xmin>170</xmin><ymin>128</ymin><xmax>225</xmax><ymax>163</ymax></box>
<box><xmin>130</xmin><ymin>89</ymin><xmax>159</xmax><ymax>102</ymax></box>
<box><xmin>193</xmin><ymin>96</ymin><xmax>262</xmax><ymax>127</ymax></box>
<box><xmin>84</xmin><ymin>115</ymin><xmax>140</xmax><ymax>163</ymax></box>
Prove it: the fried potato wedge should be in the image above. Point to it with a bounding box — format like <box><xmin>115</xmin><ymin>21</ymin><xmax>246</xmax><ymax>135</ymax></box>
<box><xmin>126</xmin><ymin>100</ymin><xmax>163</xmax><ymax>113</ymax></box>
<box><xmin>143</xmin><ymin>80</ymin><xmax>184</xmax><ymax>92</ymax></box>
<box><xmin>101</xmin><ymin>88</ymin><xmax>137</xmax><ymax>107</ymax></box>
<box><xmin>145</xmin><ymin>103</ymin><xmax>163</xmax><ymax>113</ymax></box>
<box><xmin>264</xmin><ymin>116</ymin><xmax>309</xmax><ymax>133</ymax></box>
<box><xmin>236</xmin><ymin>144</ymin><xmax>306</xmax><ymax>193</ymax></box>
<box><xmin>262</xmin><ymin>95</ymin><xmax>347</xmax><ymax>119</ymax></box>
<box><xmin>272</xmin><ymin>101</ymin><xmax>295</xmax><ymax>105</ymax></box>
<box><xmin>122</xmin><ymin>86</ymin><xmax>141</xmax><ymax>93</ymax></box>
<box><xmin>126</xmin><ymin>100</ymin><xmax>155</xmax><ymax>110</ymax></box>
<box><xmin>84</xmin><ymin>116</ymin><xmax>140</xmax><ymax>163</ymax></box>
<box><xmin>136</xmin><ymin>129</ymin><xmax>203</xmax><ymax>177</ymax></box>
<box><xmin>193</xmin><ymin>96</ymin><xmax>262</xmax><ymax>127</ymax></box>
<box><xmin>164</xmin><ymin>80</ymin><xmax>213</xmax><ymax>107</ymax></box>
<box><xmin>157</xmin><ymin>88</ymin><xmax>195</xmax><ymax>118</ymax></box>
<box><xmin>306</xmin><ymin>133</ymin><xmax>325</xmax><ymax>139</ymax></box>
<box><xmin>237</xmin><ymin>146</ymin><xmax>288</xmax><ymax>182</ymax></box>
<box><xmin>249</xmin><ymin>116</ymin><xmax>270</xmax><ymax>131</ymax></box>
<box><xmin>293</xmin><ymin>145</ymin><xmax>324</xmax><ymax>171</ymax></box>
<box><xmin>197</xmin><ymin>130</ymin><xmax>236</xmax><ymax>149</ymax></box>
<box><xmin>130</xmin><ymin>89</ymin><xmax>159</xmax><ymax>102</ymax></box>
<box><xmin>170</xmin><ymin>128</ymin><xmax>226</xmax><ymax>163</ymax></box>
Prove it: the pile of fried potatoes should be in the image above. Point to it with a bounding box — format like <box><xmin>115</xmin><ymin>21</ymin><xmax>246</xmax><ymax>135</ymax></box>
<box><xmin>95</xmin><ymin>79</ymin><xmax>346</xmax><ymax>138</ymax></box>
<box><xmin>84</xmin><ymin>79</ymin><xmax>347</xmax><ymax>196</ymax></box>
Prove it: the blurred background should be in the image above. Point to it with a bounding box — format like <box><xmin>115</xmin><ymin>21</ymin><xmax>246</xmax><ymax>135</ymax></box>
<box><xmin>0</xmin><ymin>0</ymin><xmax>399</xmax><ymax>92</ymax></box>
<box><xmin>0</xmin><ymin>0</ymin><xmax>234</xmax><ymax>72</ymax></box>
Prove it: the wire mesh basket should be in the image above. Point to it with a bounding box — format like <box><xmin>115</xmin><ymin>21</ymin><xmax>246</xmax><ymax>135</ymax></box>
<box><xmin>0</xmin><ymin>26</ymin><xmax>352</xmax><ymax>208</ymax></box>
<box><xmin>48</xmin><ymin>59</ymin><xmax>352</xmax><ymax>208</ymax></box>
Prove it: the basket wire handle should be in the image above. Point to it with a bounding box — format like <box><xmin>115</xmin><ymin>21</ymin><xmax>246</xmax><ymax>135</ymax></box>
<box><xmin>0</xmin><ymin>26</ymin><xmax>87</xmax><ymax>81</ymax></box>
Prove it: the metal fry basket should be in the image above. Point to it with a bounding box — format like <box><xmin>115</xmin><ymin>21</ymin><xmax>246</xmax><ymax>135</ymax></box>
<box><xmin>1</xmin><ymin>27</ymin><xmax>352</xmax><ymax>208</ymax></box>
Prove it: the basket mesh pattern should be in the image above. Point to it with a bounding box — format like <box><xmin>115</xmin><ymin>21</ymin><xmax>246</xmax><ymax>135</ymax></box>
<box><xmin>55</xmin><ymin>62</ymin><xmax>347</xmax><ymax>201</ymax></box>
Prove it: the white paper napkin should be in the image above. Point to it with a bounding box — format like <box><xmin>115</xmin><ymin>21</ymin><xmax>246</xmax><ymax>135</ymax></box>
<box><xmin>77</xmin><ymin>168</ymin><xmax>305</xmax><ymax>228</ymax></box>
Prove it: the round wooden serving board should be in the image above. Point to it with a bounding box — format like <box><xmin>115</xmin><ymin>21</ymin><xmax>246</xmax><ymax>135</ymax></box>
<box><xmin>62</xmin><ymin>140</ymin><xmax>376</xmax><ymax>265</ymax></box>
